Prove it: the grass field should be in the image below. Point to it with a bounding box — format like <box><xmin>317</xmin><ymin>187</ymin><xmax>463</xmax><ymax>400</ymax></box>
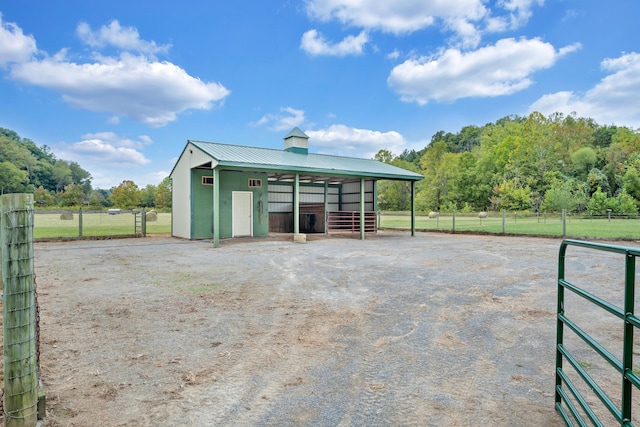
<box><xmin>33</xmin><ymin>210</ymin><xmax>640</xmax><ymax>240</ymax></box>
<box><xmin>34</xmin><ymin>211</ymin><xmax>171</xmax><ymax>239</ymax></box>
<box><xmin>379</xmin><ymin>212</ymin><xmax>640</xmax><ymax>240</ymax></box>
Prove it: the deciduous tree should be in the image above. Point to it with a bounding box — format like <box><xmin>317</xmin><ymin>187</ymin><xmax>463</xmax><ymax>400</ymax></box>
<box><xmin>0</xmin><ymin>161</ymin><xmax>28</xmax><ymax>193</ymax></box>
<box><xmin>109</xmin><ymin>180</ymin><xmax>141</xmax><ymax>209</ymax></box>
<box><xmin>140</xmin><ymin>184</ymin><xmax>157</xmax><ymax>207</ymax></box>
<box><xmin>154</xmin><ymin>177</ymin><xmax>172</xmax><ymax>210</ymax></box>
<box><xmin>59</xmin><ymin>183</ymin><xmax>86</xmax><ymax>207</ymax></box>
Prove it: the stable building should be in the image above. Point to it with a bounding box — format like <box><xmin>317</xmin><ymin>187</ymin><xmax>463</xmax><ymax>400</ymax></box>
<box><xmin>170</xmin><ymin>128</ymin><xmax>423</xmax><ymax>246</ymax></box>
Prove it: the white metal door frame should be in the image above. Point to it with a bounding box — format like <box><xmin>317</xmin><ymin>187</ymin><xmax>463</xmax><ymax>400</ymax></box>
<box><xmin>232</xmin><ymin>191</ymin><xmax>253</xmax><ymax>237</ymax></box>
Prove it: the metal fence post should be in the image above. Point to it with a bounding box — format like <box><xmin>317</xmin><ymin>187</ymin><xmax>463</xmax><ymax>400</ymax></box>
<box><xmin>562</xmin><ymin>209</ymin><xmax>566</xmax><ymax>237</ymax></box>
<box><xmin>452</xmin><ymin>209</ymin><xmax>456</xmax><ymax>232</ymax></box>
<box><xmin>622</xmin><ymin>251</ymin><xmax>636</xmax><ymax>422</ymax></box>
<box><xmin>0</xmin><ymin>194</ymin><xmax>40</xmax><ymax>426</ymax></box>
<box><xmin>142</xmin><ymin>208</ymin><xmax>147</xmax><ymax>237</ymax></box>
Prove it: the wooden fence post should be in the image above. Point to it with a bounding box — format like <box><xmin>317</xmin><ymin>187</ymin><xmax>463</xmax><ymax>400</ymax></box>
<box><xmin>1</xmin><ymin>194</ymin><xmax>38</xmax><ymax>427</ymax></box>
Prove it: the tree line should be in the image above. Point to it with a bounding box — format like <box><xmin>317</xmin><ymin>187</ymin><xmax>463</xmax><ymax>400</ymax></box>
<box><xmin>5</xmin><ymin>112</ymin><xmax>640</xmax><ymax>215</ymax></box>
<box><xmin>376</xmin><ymin>112</ymin><xmax>640</xmax><ymax>215</ymax></box>
<box><xmin>0</xmin><ymin>127</ymin><xmax>171</xmax><ymax>210</ymax></box>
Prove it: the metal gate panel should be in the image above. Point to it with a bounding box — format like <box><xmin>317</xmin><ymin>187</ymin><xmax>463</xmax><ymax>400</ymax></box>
<box><xmin>556</xmin><ymin>239</ymin><xmax>640</xmax><ymax>426</ymax></box>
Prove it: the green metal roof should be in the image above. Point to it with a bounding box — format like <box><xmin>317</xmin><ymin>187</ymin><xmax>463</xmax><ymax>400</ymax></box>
<box><xmin>187</xmin><ymin>140</ymin><xmax>423</xmax><ymax>181</ymax></box>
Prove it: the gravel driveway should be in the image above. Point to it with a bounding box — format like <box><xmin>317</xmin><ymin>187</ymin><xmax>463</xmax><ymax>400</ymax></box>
<box><xmin>33</xmin><ymin>231</ymin><xmax>572</xmax><ymax>426</ymax></box>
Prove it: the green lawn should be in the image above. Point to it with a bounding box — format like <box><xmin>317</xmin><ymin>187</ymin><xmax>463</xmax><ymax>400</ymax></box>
<box><xmin>34</xmin><ymin>211</ymin><xmax>171</xmax><ymax>239</ymax></box>
<box><xmin>34</xmin><ymin>210</ymin><xmax>640</xmax><ymax>240</ymax></box>
<box><xmin>379</xmin><ymin>213</ymin><xmax>640</xmax><ymax>240</ymax></box>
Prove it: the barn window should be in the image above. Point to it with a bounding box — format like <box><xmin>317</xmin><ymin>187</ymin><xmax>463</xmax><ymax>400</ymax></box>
<box><xmin>202</xmin><ymin>176</ymin><xmax>214</xmax><ymax>185</ymax></box>
<box><xmin>248</xmin><ymin>178</ymin><xmax>262</xmax><ymax>188</ymax></box>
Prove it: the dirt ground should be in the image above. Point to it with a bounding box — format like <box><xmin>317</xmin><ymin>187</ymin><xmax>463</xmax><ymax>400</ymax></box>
<box><xmin>17</xmin><ymin>231</ymin><xmax>628</xmax><ymax>426</ymax></box>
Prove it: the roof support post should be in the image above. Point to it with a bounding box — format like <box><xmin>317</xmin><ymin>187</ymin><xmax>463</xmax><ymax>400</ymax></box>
<box><xmin>360</xmin><ymin>178</ymin><xmax>365</xmax><ymax>240</ymax></box>
<box><xmin>373</xmin><ymin>180</ymin><xmax>378</xmax><ymax>212</ymax></box>
<box><xmin>411</xmin><ymin>180</ymin><xmax>416</xmax><ymax>237</ymax></box>
<box><xmin>324</xmin><ymin>180</ymin><xmax>329</xmax><ymax>235</ymax></box>
<box><xmin>294</xmin><ymin>173</ymin><xmax>300</xmax><ymax>235</ymax></box>
<box><xmin>373</xmin><ymin>180</ymin><xmax>378</xmax><ymax>232</ymax></box>
<box><xmin>213</xmin><ymin>168</ymin><xmax>220</xmax><ymax>248</ymax></box>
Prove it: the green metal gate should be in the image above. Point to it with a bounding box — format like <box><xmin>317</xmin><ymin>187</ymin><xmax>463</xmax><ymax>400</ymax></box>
<box><xmin>556</xmin><ymin>239</ymin><xmax>640</xmax><ymax>426</ymax></box>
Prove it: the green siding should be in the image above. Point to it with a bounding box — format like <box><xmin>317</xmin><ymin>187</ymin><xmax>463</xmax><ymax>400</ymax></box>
<box><xmin>191</xmin><ymin>170</ymin><xmax>269</xmax><ymax>239</ymax></box>
<box><xmin>192</xmin><ymin>169</ymin><xmax>214</xmax><ymax>239</ymax></box>
<box><xmin>218</xmin><ymin>171</ymin><xmax>269</xmax><ymax>238</ymax></box>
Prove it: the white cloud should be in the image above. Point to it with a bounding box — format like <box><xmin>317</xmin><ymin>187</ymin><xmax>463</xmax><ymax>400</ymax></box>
<box><xmin>529</xmin><ymin>52</ymin><xmax>640</xmax><ymax>128</ymax></box>
<box><xmin>386</xmin><ymin>49</ymin><xmax>401</xmax><ymax>60</ymax></box>
<box><xmin>445</xmin><ymin>17</ymin><xmax>482</xmax><ymax>49</ymax></box>
<box><xmin>140</xmin><ymin>170</ymin><xmax>170</xmax><ymax>188</ymax></box>
<box><xmin>1</xmin><ymin>18</ymin><xmax>229</xmax><ymax>126</ymax></box>
<box><xmin>55</xmin><ymin>133</ymin><xmax>151</xmax><ymax>167</ymax></box>
<box><xmin>253</xmin><ymin>107</ymin><xmax>306</xmax><ymax>131</ymax></box>
<box><xmin>52</xmin><ymin>132</ymin><xmax>161</xmax><ymax>189</ymax></box>
<box><xmin>10</xmin><ymin>53</ymin><xmax>230</xmax><ymax>126</ymax></box>
<box><xmin>306</xmin><ymin>124</ymin><xmax>408</xmax><ymax>158</ymax></box>
<box><xmin>81</xmin><ymin>131</ymin><xmax>153</xmax><ymax>149</ymax></box>
<box><xmin>301</xmin><ymin>29</ymin><xmax>368</xmax><ymax>56</ymax></box>
<box><xmin>388</xmin><ymin>38</ymin><xmax>580</xmax><ymax>104</ymax></box>
<box><xmin>87</xmin><ymin>156</ymin><xmax>169</xmax><ymax>188</ymax></box>
<box><xmin>305</xmin><ymin>0</ymin><xmax>486</xmax><ymax>35</ymax></box>
<box><xmin>0</xmin><ymin>13</ymin><xmax>37</xmax><ymax>66</ymax></box>
<box><xmin>76</xmin><ymin>20</ymin><xmax>171</xmax><ymax>58</ymax></box>
<box><xmin>304</xmin><ymin>0</ymin><xmax>543</xmax><ymax>50</ymax></box>
<box><xmin>489</xmin><ymin>0</ymin><xmax>543</xmax><ymax>31</ymax></box>
<box><xmin>138</xmin><ymin>135</ymin><xmax>153</xmax><ymax>145</ymax></box>
<box><xmin>558</xmin><ymin>44</ymin><xmax>581</xmax><ymax>56</ymax></box>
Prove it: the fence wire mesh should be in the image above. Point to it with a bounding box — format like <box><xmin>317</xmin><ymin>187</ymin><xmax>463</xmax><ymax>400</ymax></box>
<box><xmin>33</xmin><ymin>209</ymin><xmax>171</xmax><ymax>240</ymax></box>
<box><xmin>378</xmin><ymin>210</ymin><xmax>640</xmax><ymax>240</ymax></box>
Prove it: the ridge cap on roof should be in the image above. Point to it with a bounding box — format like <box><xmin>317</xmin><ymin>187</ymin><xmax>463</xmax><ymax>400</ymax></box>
<box><xmin>188</xmin><ymin>139</ymin><xmax>381</xmax><ymax>162</ymax></box>
<box><xmin>189</xmin><ymin>139</ymin><xmax>285</xmax><ymax>152</ymax></box>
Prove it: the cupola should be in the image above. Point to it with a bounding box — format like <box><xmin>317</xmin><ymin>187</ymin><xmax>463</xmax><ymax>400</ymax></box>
<box><xmin>283</xmin><ymin>127</ymin><xmax>309</xmax><ymax>154</ymax></box>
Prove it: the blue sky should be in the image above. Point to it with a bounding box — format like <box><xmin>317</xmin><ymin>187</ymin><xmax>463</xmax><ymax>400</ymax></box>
<box><xmin>1</xmin><ymin>1</ymin><xmax>639</xmax><ymax>189</ymax></box>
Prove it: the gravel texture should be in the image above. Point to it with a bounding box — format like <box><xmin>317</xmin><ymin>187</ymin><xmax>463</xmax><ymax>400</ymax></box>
<box><xmin>31</xmin><ymin>231</ymin><xmax>586</xmax><ymax>426</ymax></box>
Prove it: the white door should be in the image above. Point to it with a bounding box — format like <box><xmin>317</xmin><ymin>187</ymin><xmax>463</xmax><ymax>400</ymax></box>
<box><xmin>232</xmin><ymin>191</ymin><xmax>253</xmax><ymax>237</ymax></box>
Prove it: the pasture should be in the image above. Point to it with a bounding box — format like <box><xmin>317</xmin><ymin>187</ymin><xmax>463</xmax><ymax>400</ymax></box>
<box><xmin>34</xmin><ymin>211</ymin><xmax>171</xmax><ymax>239</ymax></box>
<box><xmin>379</xmin><ymin>212</ymin><xmax>640</xmax><ymax>240</ymax></box>
<box><xmin>33</xmin><ymin>210</ymin><xmax>640</xmax><ymax>241</ymax></box>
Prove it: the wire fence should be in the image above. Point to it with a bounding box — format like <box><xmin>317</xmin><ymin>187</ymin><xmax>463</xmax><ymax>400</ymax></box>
<box><xmin>34</xmin><ymin>209</ymin><xmax>171</xmax><ymax>240</ymax></box>
<box><xmin>1</xmin><ymin>194</ymin><xmax>40</xmax><ymax>424</ymax></box>
<box><xmin>379</xmin><ymin>210</ymin><xmax>640</xmax><ymax>240</ymax></box>
<box><xmin>31</xmin><ymin>209</ymin><xmax>640</xmax><ymax>241</ymax></box>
